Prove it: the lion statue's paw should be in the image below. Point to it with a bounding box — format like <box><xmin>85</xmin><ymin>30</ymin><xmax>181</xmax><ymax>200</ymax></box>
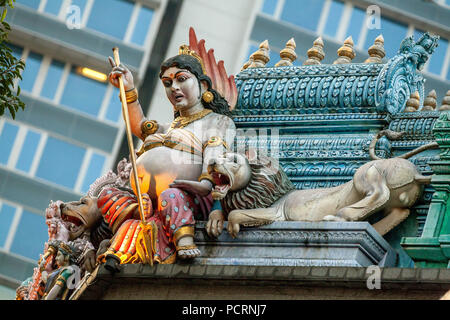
<box><xmin>322</xmin><ymin>215</ymin><xmax>347</xmax><ymax>222</ymax></box>
<box><xmin>226</xmin><ymin>221</ymin><xmax>240</xmax><ymax>238</ymax></box>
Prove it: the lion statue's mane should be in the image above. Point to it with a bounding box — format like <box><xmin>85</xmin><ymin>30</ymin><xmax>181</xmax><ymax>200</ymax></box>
<box><xmin>221</xmin><ymin>157</ymin><xmax>295</xmax><ymax>214</ymax></box>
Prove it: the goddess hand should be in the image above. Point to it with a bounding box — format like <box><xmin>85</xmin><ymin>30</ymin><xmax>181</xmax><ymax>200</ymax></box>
<box><xmin>108</xmin><ymin>56</ymin><xmax>135</xmax><ymax>91</ymax></box>
<box><xmin>169</xmin><ymin>179</ymin><xmax>212</xmax><ymax>197</ymax></box>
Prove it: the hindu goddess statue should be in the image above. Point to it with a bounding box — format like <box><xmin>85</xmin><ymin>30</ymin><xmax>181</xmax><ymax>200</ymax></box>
<box><xmin>100</xmin><ymin>31</ymin><xmax>237</xmax><ymax>268</ymax></box>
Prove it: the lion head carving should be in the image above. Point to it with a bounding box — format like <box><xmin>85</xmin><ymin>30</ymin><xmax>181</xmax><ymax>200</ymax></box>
<box><xmin>208</xmin><ymin>152</ymin><xmax>295</xmax><ymax>214</ymax></box>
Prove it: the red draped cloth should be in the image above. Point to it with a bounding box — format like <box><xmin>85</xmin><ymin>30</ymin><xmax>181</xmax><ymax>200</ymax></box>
<box><xmin>98</xmin><ymin>187</ymin><xmax>212</xmax><ymax>264</ymax></box>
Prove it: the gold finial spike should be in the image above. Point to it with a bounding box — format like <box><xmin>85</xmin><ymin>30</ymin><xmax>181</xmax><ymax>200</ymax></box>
<box><xmin>248</xmin><ymin>40</ymin><xmax>270</xmax><ymax>68</ymax></box>
<box><xmin>439</xmin><ymin>90</ymin><xmax>450</xmax><ymax>111</ymax></box>
<box><xmin>405</xmin><ymin>91</ymin><xmax>421</xmax><ymax>112</ymax></box>
<box><xmin>422</xmin><ymin>90</ymin><xmax>437</xmax><ymax>111</ymax></box>
<box><xmin>275</xmin><ymin>38</ymin><xmax>297</xmax><ymax>67</ymax></box>
<box><xmin>333</xmin><ymin>36</ymin><xmax>356</xmax><ymax>64</ymax></box>
<box><xmin>241</xmin><ymin>56</ymin><xmax>254</xmax><ymax>71</ymax></box>
<box><xmin>365</xmin><ymin>34</ymin><xmax>386</xmax><ymax>64</ymax></box>
<box><xmin>303</xmin><ymin>37</ymin><xmax>325</xmax><ymax>66</ymax></box>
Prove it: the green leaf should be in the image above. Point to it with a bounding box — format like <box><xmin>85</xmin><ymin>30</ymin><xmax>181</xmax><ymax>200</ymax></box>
<box><xmin>1</xmin><ymin>9</ymin><xmax>7</xmax><ymax>22</ymax></box>
<box><xmin>7</xmin><ymin>103</ymin><xmax>15</xmax><ymax>119</ymax></box>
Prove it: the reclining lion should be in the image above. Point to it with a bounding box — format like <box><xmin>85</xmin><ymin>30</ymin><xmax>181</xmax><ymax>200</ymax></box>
<box><xmin>207</xmin><ymin>130</ymin><xmax>438</xmax><ymax>238</ymax></box>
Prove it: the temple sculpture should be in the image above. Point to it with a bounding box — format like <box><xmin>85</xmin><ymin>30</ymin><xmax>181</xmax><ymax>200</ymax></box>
<box><xmin>16</xmin><ymin>29</ymin><xmax>450</xmax><ymax>300</ymax></box>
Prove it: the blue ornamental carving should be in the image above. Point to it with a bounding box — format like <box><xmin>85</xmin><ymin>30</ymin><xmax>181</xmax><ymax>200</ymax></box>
<box><xmin>234</xmin><ymin>33</ymin><xmax>439</xmax><ymax>116</ymax></box>
<box><xmin>375</xmin><ymin>33</ymin><xmax>440</xmax><ymax>114</ymax></box>
<box><xmin>232</xmin><ymin>32</ymin><xmax>442</xmax><ymax>237</ymax></box>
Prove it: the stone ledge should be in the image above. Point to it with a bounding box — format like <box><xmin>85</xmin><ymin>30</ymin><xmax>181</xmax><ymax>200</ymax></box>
<box><xmin>72</xmin><ymin>264</ymin><xmax>450</xmax><ymax>300</ymax></box>
<box><xmin>105</xmin><ymin>264</ymin><xmax>450</xmax><ymax>285</ymax></box>
<box><xmin>193</xmin><ymin>221</ymin><xmax>398</xmax><ymax>267</ymax></box>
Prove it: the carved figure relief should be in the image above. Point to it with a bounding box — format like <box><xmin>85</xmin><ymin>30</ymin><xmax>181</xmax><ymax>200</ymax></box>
<box><xmin>207</xmin><ymin>130</ymin><xmax>438</xmax><ymax>238</ymax></box>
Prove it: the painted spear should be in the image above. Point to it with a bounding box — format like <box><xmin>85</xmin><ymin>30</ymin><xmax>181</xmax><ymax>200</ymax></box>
<box><xmin>111</xmin><ymin>47</ymin><xmax>145</xmax><ymax>222</ymax></box>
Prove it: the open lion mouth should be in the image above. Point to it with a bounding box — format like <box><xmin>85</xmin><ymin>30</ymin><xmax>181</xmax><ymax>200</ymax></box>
<box><xmin>61</xmin><ymin>213</ymin><xmax>83</xmax><ymax>227</ymax></box>
<box><xmin>208</xmin><ymin>165</ymin><xmax>232</xmax><ymax>200</ymax></box>
<box><xmin>60</xmin><ymin>205</ymin><xmax>86</xmax><ymax>233</ymax></box>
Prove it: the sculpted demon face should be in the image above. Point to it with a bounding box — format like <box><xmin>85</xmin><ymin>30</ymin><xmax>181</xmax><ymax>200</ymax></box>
<box><xmin>207</xmin><ymin>152</ymin><xmax>252</xmax><ymax>200</ymax></box>
<box><xmin>59</xmin><ymin>197</ymin><xmax>101</xmax><ymax>240</ymax></box>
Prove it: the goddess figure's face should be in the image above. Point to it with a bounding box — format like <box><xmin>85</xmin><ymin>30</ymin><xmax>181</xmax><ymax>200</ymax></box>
<box><xmin>161</xmin><ymin>67</ymin><xmax>202</xmax><ymax>111</ymax></box>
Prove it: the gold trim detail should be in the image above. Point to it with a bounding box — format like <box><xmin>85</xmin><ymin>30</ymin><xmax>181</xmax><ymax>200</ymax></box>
<box><xmin>137</xmin><ymin>140</ymin><xmax>203</xmax><ymax>158</ymax></box>
<box><xmin>202</xmin><ymin>136</ymin><xmax>228</xmax><ymax>151</ymax></box>
<box><xmin>141</xmin><ymin>120</ymin><xmax>159</xmax><ymax>140</ymax></box>
<box><xmin>179</xmin><ymin>44</ymin><xmax>206</xmax><ymax>74</ymax></box>
<box><xmin>158</xmin><ymin>252</ymin><xmax>177</xmax><ymax>264</ymax></box>
<box><xmin>198</xmin><ymin>172</ymin><xmax>214</xmax><ymax>184</ymax></box>
<box><xmin>170</xmin><ymin>109</ymin><xmax>212</xmax><ymax>130</ymax></box>
<box><xmin>202</xmin><ymin>91</ymin><xmax>214</xmax><ymax>103</ymax></box>
<box><xmin>119</xmin><ymin>88</ymin><xmax>139</xmax><ymax>104</ymax></box>
<box><xmin>176</xmin><ymin>244</ymin><xmax>198</xmax><ymax>251</ymax></box>
<box><xmin>173</xmin><ymin>226</ymin><xmax>195</xmax><ymax>243</ymax></box>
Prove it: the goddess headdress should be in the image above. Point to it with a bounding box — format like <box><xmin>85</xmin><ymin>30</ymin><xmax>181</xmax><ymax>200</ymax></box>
<box><xmin>178</xmin><ymin>27</ymin><xmax>238</xmax><ymax>110</ymax></box>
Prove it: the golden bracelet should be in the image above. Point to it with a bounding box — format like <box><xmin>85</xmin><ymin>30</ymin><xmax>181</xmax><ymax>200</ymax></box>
<box><xmin>198</xmin><ymin>172</ymin><xmax>214</xmax><ymax>184</ymax></box>
<box><xmin>141</xmin><ymin>120</ymin><xmax>159</xmax><ymax>139</ymax></box>
<box><xmin>119</xmin><ymin>88</ymin><xmax>139</xmax><ymax>104</ymax></box>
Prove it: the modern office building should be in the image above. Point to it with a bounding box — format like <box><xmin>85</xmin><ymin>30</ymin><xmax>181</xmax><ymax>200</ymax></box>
<box><xmin>0</xmin><ymin>0</ymin><xmax>448</xmax><ymax>300</ymax></box>
<box><xmin>0</xmin><ymin>0</ymin><xmax>170</xmax><ymax>299</ymax></box>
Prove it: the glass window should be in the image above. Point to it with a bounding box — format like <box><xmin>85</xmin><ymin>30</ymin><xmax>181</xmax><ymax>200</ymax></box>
<box><xmin>280</xmin><ymin>0</ymin><xmax>325</xmax><ymax>32</ymax></box>
<box><xmin>244</xmin><ymin>44</ymin><xmax>258</xmax><ymax>65</ymax></box>
<box><xmin>60</xmin><ymin>66</ymin><xmax>107</xmax><ymax>116</ymax></box>
<box><xmin>261</xmin><ymin>0</ymin><xmax>278</xmax><ymax>16</ymax></box>
<box><xmin>81</xmin><ymin>153</ymin><xmax>106</xmax><ymax>193</ymax></box>
<box><xmin>6</xmin><ymin>43</ymin><xmax>23</xmax><ymax>60</ymax></box>
<box><xmin>15</xmin><ymin>0</ymin><xmax>40</xmax><ymax>10</ymax></box>
<box><xmin>427</xmin><ymin>38</ymin><xmax>448</xmax><ymax>76</ymax></box>
<box><xmin>105</xmin><ymin>87</ymin><xmax>123</xmax><ymax>123</ymax></box>
<box><xmin>86</xmin><ymin>0</ymin><xmax>134</xmax><ymax>40</ymax></box>
<box><xmin>364</xmin><ymin>16</ymin><xmax>407</xmax><ymax>58</ymax></box>
<box><xmin>130</xmin><ymin>5</ymin><xmax>154</xmax><ymax>46</ymax></box>
<box><xmin>44</xmin><ymin>0</ymin><xmax>62</xmax><ymax>16</ymax></box>
<box><xmin>0</xmin><ymin>122</ymin><xmax>18</xmax><ymax>165</ymax></box>
<box><xmin>268</xmin><ymin>47</ymin><xmax>281</xmax><ymax>67</ymax></box>
<box><xmin>20</xmin><ymin>52</ymin><xmax>43</xmax><ymax>93</ymax></box>
<box><xmin>40</xmin><ymin>59</ymin><xmax>65</xmax><ymax>100</ymax></box>
<box><xmin>345</xmin><ymin>6</ymin><xmax>365</xmax><ymax>45</ymax></box>
<box><xmin>323</xmin><ymin>0</ymin><xmax>344</xmax><ymax>38</ymax></box>
<box><xmin>10</xmin><ymin>209</ymin><xmax>48</xmax><ymax>260</ymax></box>
<box><xmin>0</xmin><ymin>203</ymin><xmax>16</xmax><ymax>248</ymax></box>
<box><xmin>35</xmin><ymin>136</ymin><xmax>86</xmax><ymax>189</ymax></box>
<box><xmin>70</xmin><ymin>0</ymin><xmax>87</xmax><ymax>19</ymax></box>
<box><xmin>15</xmin><ymin>129</ymin><xmax>41</xmax><ymax>173</ymax></box>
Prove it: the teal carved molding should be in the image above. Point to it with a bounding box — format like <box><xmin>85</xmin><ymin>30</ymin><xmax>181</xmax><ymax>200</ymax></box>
<box><xmin>234</xmin><ymin>33</ymin><xmax>440</xmax><ymax>117</ymax></box>
<box><xmin>375</xmin><ymin>33</ymin><xmax>440</xmax><ymax>114</ymax></box>
<box><xmin>232</xmin><ymin>32</ymin><xmax>444</xmax><ymax>268</ymax></box>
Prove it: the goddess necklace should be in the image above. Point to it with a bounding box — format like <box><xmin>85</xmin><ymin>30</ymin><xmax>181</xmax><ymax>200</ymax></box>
<box><xmin>170</xmin><ymin>108</ymin><xmax>212</xmax><ymax>129</ymax></box>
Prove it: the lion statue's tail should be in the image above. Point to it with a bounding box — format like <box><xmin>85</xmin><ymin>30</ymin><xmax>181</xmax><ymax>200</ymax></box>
<box><xmin>369</xmin><ymin>129</ymin><xmax>439</xmax><ymax>161</ymax></box>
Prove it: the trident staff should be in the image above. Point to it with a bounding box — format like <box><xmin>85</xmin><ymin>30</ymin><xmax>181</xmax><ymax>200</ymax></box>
<box><xmin>111</xmin><ymin>47</ymin><xmax>145</xmax><ymax>222</ymax></box>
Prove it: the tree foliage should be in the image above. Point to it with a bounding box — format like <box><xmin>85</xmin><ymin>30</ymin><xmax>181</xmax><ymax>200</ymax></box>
<box><xmin>0</xmin><ymin>0</ymin><xmax>25</xmax><ymax>119</ymax></box>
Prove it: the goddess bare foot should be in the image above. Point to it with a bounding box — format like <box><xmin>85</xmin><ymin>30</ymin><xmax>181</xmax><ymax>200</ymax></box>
<box><xmin>176</xmin><ymin>236</ymin><xmax>201</xmax><ymax>259</ymax></box>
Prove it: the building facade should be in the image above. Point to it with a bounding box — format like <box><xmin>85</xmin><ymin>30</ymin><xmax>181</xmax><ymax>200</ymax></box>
<box><xmin>0</xmin><ymin>0</ymin><xmax>169</xmax><ymax>299</ymax></box>
<box><xmin>0</xmin><ymin>0</ymin><xmax>449</xmax><ymax>300</ymax></box>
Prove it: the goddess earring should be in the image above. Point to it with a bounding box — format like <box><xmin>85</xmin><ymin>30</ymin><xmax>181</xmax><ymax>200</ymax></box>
<box><xmin>202</xmin><ymin>91</ymin><xmax>214</xmax><ymax>104</ymax></box>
